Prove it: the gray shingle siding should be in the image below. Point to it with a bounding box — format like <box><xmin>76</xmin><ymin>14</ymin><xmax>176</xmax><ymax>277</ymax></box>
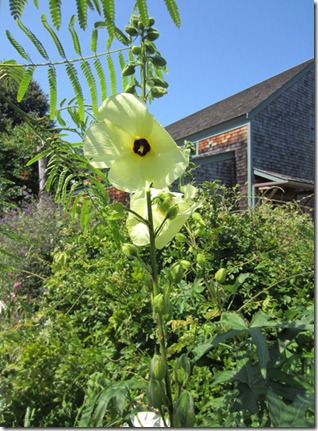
<box><xmin>252</xmin><ymin>68</ymin><xmax>314</xmax><ymax>181</ymax></box>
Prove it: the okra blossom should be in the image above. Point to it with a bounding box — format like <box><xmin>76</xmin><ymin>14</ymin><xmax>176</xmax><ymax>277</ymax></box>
<box><xmin>126</xmin><ymin>184</ymin><xmax>201</xmax><ymax>249</ymax></box>
<box><xmin>83</xmin><ymin>93</ymin><xmax>189</xmax><ymax>193</ymax></box>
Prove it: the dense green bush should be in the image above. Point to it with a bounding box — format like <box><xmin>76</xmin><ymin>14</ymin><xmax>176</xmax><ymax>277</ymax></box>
<box><xmin>0</xmin><ymin>184</ymin><xmax>314</xmax><ymax>427</ymax></box>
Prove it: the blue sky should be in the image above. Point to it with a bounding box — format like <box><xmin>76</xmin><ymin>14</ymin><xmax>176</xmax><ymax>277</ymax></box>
<box><xmin>0</xmin><ymin>0</ymin><xmax>314</xmax><ymax>132</ymax></box>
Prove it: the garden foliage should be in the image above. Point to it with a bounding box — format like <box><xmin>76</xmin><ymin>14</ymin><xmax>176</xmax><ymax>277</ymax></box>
<box><xmin>0</xmin><ymin>184</ymin><xmax>314</xmax><ymax>427</ymax></box>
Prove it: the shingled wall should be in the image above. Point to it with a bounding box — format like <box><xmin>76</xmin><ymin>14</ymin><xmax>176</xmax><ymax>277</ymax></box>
<box><xmin>252</xmin><ymin>68</ymin><xmax>314</xmax><ymax>181</ymax></box>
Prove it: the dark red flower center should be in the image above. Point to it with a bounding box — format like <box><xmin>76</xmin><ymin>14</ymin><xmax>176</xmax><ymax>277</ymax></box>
<box><xmin>133</xmin><ymin>138</ymin><xmax>151</xmax><ymax>157</ymax></box>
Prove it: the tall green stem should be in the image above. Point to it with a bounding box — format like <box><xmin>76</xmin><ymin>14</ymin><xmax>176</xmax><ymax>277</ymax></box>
<box><xmin>146</xmin><ymin>189</ymin><xmax>174</xmax><ymax>426</ymax></box>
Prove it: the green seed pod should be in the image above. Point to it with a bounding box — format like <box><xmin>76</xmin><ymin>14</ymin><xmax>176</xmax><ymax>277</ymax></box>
<box><xmin>152</xmin><ymin>293</ymin><xmax>165</xmax><ymax>314</ymax></box>
<box><xmin>166</xmin><ymin>205</ymin><xmax>179</xmax><ymax>220</ymax></box>
<box><xmin>131</xmin><ymin>45</ymin><xmax>142</xmax><ymax>55</ymax></box>
<box><xmin>150</xmin><ymin>55</ymin><xmax>167</xmax><ymax>67</ymax></box>
<box><xmin>144</xmin><ymin>41</ymin><xmax>156</xmax><ymax>54</ymax></box>
<box><xmin>169</xmin><ymin>263</ymin><xmax>184</xmax><ymax>284</ymax></box>
<box><xmin>148</xmin><ymin>17</ymin><xmax>155</xmax><ymax>26</ymax></box>
<box><xmin>150</xmin><ymin>355</ymin><xmax>167</xmax><ymax>381</ymax></box>
<box><xmin>124</xmin><ymin>84</ymin><xmax>136</xmax><ymax>94</ymax></box>
<box><xmin>147</xmin><ymin>378</ymin><xmax>165</xmax><ymax>409</ymax></box>
<box><xmin>146</xmin><ymin>28</ymin><xmax>160</xmax><ymax>41</ymax></box>
<box><xmin>122</xmin><ymin>64</ymin><xmax>136</xmax><ymax>76</ymax></box>
<box><xmin>196</xmin><ymin>253</ymin><xmax>206</xmax><ymax>267</ymax></box>
<box><xmin>215</xmin><ymin>268</ymin><xmax>227</xmax><ymax>283</ymax></box>
<box><xmin>150</xmin><ymin>86</ymin><xmax>168</xmax><ymax>98</ymax></box>
<box><xmin>174</xmin><ymin>354</ymin><xmax>191</xmax><ymax>386</ymax></box>
<box><xmin>124</xmin><ymin>25</ymin><xmax>139</xmax><ymax>36</ymax></box>
<box><xmin>174</xmin><ymin>390</ymin><xmax>195</xmax><ymax>427</ymax></box>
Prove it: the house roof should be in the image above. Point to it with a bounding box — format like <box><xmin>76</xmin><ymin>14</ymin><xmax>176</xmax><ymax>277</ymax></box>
<box><xmin>166</xmin><ymin>59</ymin><xmax>314</xmax><ymax>141</ymax></box>
<box><xmin>254</xmin><ymin>168</ymin><xmax>314</xmax><ymax>191</ymax></box>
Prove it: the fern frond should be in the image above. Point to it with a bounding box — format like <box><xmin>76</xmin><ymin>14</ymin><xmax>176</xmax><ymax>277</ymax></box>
<box><xmin>76</xmin><ymin>0</ymin><xmax>88</xmax><ymax>30</ymax></box>
<box><xmin>6</xmin><ymin>30</ymin><xmax>31</xmax><ymax>61</ymax></box>
<box><xmin>88</xmin><ymin>0</ymin><xmax>102</xmax><ymax>15</ymax></box>
<box><xmin>136</xmin><ymin>0</ymin><xmax>149</xmax><ymax>26</ymax></box>
<box><xmin>41</xmin><ymin>13</ymin><xmax>66</xmax><ymax>58</ymax></box>
<box><xmin>164</xmin><ymin>0</ymin><xmax>181</xmax><ymax>27</ymax></box>
<box><xmin>118</xmin><ymin>51</ymin><xmax>128</xmax><ymax>92</ymax></box>
<box><xmin>80</xmin><ymin>60</ymin><xmax>98</xmax><ymax>116</ymax></box>
<box><xmin>48</xmin><ymin>66</ymin><xmax>57</xmax><ymax>119</ymax></box>
<box><xmin>107</xmin><ymin>54</ymin><xmax>116</xmax><ymax>95</ymax></box>
<box><xmin>68</xmin><ymin>15</ymin><xmax>82</xmax><ymax>56</ymax></box>
<box><xmin>0</xmin><ymin>60</ymin><xmax>25</xmax><ymax>86</ymax></box>
<box><xmin>9</xmin><ymin>0</ymin><xmax>27</xmax><ymax>20</ymax></box>
<box><xmin>94</xmin><ymin>57</ymin><xmax>107</xmax><ymax>101</ymax></box>
<box><xmin>17</xmin><ymin>20</ymin><xmax>50</xmax><ymax>60</ymax></box>
<box><xmin>114</xmin><ymin>27</ymin><xmax>131</xmax><ymax>46</ymax></box>
<box><xmin>17</xmin><ymin>66</ymin><xmax>35</xmax><ymax>102</ymax></box>
<box><xmin>102</xmin><ymin>0</ymin><xmax>115</xmax><ymax>48</ymax></box>
<box><xmin>49</xmin><ymin>0</ymin><xmax>62</xmax><ymax>30</ymax></box>
<box><xmin>90</xmin><ymin>28</ymin><xmax>98</xmax><ymax>53</ymax></box>
<box><xmin>65</xmin><ymin>63</ymin><xmax>84</xmax><ymax>120</ymax></box>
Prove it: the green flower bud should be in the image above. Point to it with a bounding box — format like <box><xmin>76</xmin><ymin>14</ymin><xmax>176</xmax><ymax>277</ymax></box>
<box><xmin>152</xmin><ymin>293</ymin><xmax>165</xmax><ymax>314</ymax></box>
<box><xmin>144</xmin><ymin>41</ymin><xmax>156</xmax><ymax>54</ymax></box>
<box><xmin>191</xmin><ymin>212</ymin><xmax>206</xmax><ymax>226</ymax></box>
<box><xmin>125</xmin><ymin>25</ymin><xmax>139</xmax><ymax>36</ymax></box>
<box><xmin>122</xmin><ymin>64</ymin><xmax>136</xmax><ymax>76</ymax></box>
<box><xmin>131</xmin><ymin>45</ymin><xmax>142</xmax><ymax>55</ymax></box>
<box><xmin>150</xmin><ymin>55</ymin><xmax>167</xmax><ymax>67</ymax></box>
<box><xmin>169</xmin><ymin>262</ymin><xmax>184</xmax><ymax>284</ymax></box>
<box><xmin>196</xmin><ymin>253</ymin><xmax>206</xmax><ymax>267</ymax></box>
<box><xmin>215</xmin><ymin>268</ymin><xmax>227</xmax><ymax>283</ymax></box>
<box><xmin>148</xmin><ymin>17</ymin><xmax>155</xmax><ymax>26</ymax></box>
<box><xmin>147</xmin><ymin>378</ymin><xmax>165</xmax><ymax>409</ymax></box>
<box><xmin>150</xmin><ymin>355</ymin><xmax>167</xmax><ymax>381</ymax></box>
<box><xmin>146</xmin><ymin>28</ymin><xmax>160</xmax><ymax>41</ymax></box>
<box><xmin>150</xmin><ymin>86</ymin><xmax>168</xmax><ymax>98</ymax></box>
<box><xmin>173</xmin><ymin>390</ymin><xmax>195</xmax><ymax>427</ymax></box>
<box><xmin>174</xmin><ymin>354</ymin><xmax>191</xmax><ymax>386</ymax></box>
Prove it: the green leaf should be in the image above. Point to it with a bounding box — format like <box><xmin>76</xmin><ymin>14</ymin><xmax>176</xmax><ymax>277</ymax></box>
<box><xmin>41</xmin><ymin>13</ymin><xmax>66</xmax><ymax>58</ymax></box>
<box><xmin>102</xmin><ymin>0</ymin><xmax>115</xmax><ymax>48</ymax></box>
<box><xmin>137</xmin><ymin>0</ymin><xmax>149</xmax><ymax>27</ymax></box>
<box><xmin>17</xmin><ymin>20</ymin><xmax>50</xmax><ymax>60</ymax></box>
<box><xmin>48</xmin><ymin>66</ymin><xmax>57</xmax><ymax>119</ymax></box>
<box><xmin>94</xmin><ymin>57</ymin><xmax>107</xmax><ymax>100</ymax></box>
<box><xmin>6</xmin><ymin>30</ymin><xmax>31</xmax><ymax>61</ymax></box>
<box><xmin>107</xmin><ymin>54</ymin><xmax>116</xmax><ymax>95</ymax></box>
<box><xmin>17</xmin><ymin>66</ymin><xmax>35</xmax><ymax>102</ymax></box>
<box><xmin>65</xmin><ymin>63</ymin><xmax>84</xmax><ymax>120</ymax></box>
<box><xmin>193</xmin><ymin>328</ymin><xmax>242</xmax><ymax>361</ymax></box>
<box><xmin>49</xmin><ymin>0</ymin><xmax>62</xmax><ymax>29</ymax></box>
<box><xmin>163</xmin><ymin>0</ymin><xmax>181</xmax><ymax>27</ymax></box>
<box><xmin>76</xmin><ymin>0</ymin><xmax>88</xmax><ymax>30</ymax></box>
<box><xmin>266</xmin><ymin>391</ymin><xmax>314</xmax><ymax>427</ymax></box>
<box><xmin>249</xmin><ymin>309</ymin><xmax>271</xmax><ymax>328</ymax></box>
<box><xmin>68</xmin><ymin>15</ymin><xmax>82</xmax><ymax>56</ymax></box>
<box><xmin>221</xmin><ymin>312</ymin><xmax>248</xmax><ymax>331</ymax></box>
<box><xmin>9</xmin><ymin>0</ymin><xmax>27</xmax><ymax>20</ymax></box>
<box><xmin>80</xmin><ymin>60</ymin><xmax>98</xmax><ymax>116</ymax></box>
<box><xmin>92</xmin><ymin>385</ymin><xmax>127</xmax><ymax>426</ymax></box>
<box><xmin>90</xmin><ymin>28</ymin><xmax>98</xmax><ymax>53</ymax></box>
<box><xmin>248</xmin><ymin>327</ymin><xmax>269</xmax><ymax>379</ymax></box>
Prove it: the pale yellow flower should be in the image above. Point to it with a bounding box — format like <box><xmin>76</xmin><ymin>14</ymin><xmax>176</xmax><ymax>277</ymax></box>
<box><xmin>83</xmin><ymin>93</ymin><xmax>189</xmax><ymax>193</ymax></box>
<box><xmin>126</xmin><ymin>184</ymin><xmax>201</xmax><ymax>249</ymax></box>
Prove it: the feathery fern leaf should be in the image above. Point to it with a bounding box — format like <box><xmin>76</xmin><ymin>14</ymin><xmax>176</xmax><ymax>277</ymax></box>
<box><xmin>94</xmin><ymin>57</ymin><xmax>107</xmax><ymax>101</ymax></box>
<box><xmin>90</xmin><ymin>28</ymin><xmax>98</xmax><ymax>53</ymax></box>
<box><xmin>41</xmin><ymin>13</ymin><xmax>66</xmax><ymax>58</ymax></box>
<box><xmin>76</xmin><ymin>0</ymin><xmax>88</xmax><ymax>30</ymax></box>
<box><xmin>68</xmin><ymin>15</ymin><xmax>82</xmax><ymax>56</ymax></box>
<box><xmin>17</xmin><ymin>66</ymin><xmax>35</xmax><ymax>102</ymax></box>
<box><xmin>164</xmin><ymin>0</ymin><xmax>181</xmax><ymax>27</ymax></box>
<box><xmin>49</xmin><ymin>0</ymin><xmax>62</xmax><ymax>30</ymax></box>
<box><xmin>48</xmin><ymin>65</ymin><xmax>57</xmax><ymax>119</ymax></box>
<box><xmin>114</xmin><ymin>26</ymin><xmax>131</xmax><ymax>46</ymax></box>
<box><xmin>6</xmin><ymin>30</ymin><xmax>31</xmax><ymax>61</ymax></box>
<box><xmin>17</xmin><ymin>20</ymin><xmax>50</xmax><ymax>60</ymax></box>
<box><xmin>136</xmin><ymin>0</ymin><xmax>149</xmax><ymax>26</ymax></box>
<box><xmin>0</xmin><ymin>60</ymin><xmax>25</xmax><ymax>87</ymax></box>
<box><xmin>80</xmin><ymin>60</ymin><xmax>98</xmax><ymax>116</ymax></box>
<box><xmin>9</xmin><ymin>0</ymin><xmax>27</xmax><ymax>20</ymax></box>
<box><xmin>102</xmin><ymin>0</ymin><xmax>115</xmax><ymax>48</ymax></box>
<box><xmin>65</xmin><ymin>62</ymin><xmax>85</xmax><ymax>120</ymax></box>
<box><xmin>107</xmin><ymin>54</ymin><xmax>116</xmax><ymax>95</ymax></box>
<box><xmin>89</xmin><ymin>0</ymin><xmax>102</xmax><ymax>16</ymax></box>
